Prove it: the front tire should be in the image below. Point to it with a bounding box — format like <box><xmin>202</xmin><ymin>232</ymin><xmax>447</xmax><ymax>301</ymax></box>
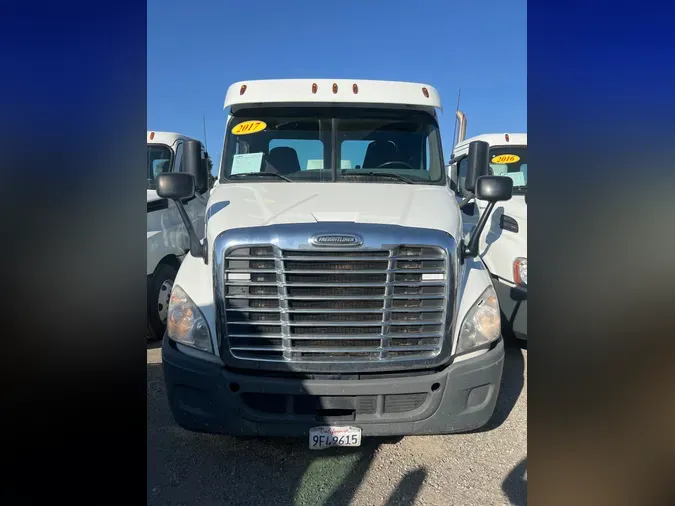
<box><xmin>148</xmin><ymin>262</ymin><xmax>178</xmax><ymax>341</ymax></box>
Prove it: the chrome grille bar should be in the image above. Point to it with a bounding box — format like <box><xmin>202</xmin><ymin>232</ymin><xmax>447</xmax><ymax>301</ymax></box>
<box><xmin>230</xmin><ymin>346</ymin><xmax>441</xmax><ymax>353</ymax></box>
<box><xmin>222</xmin><ymin>242</ymin><xmax>449</xmax><ymax>365</ymax></box>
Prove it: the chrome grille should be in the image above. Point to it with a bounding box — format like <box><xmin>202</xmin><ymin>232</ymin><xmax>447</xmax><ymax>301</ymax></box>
<box><xmin>223</xmin><ymin>244</ymin><xmax>449</xmax><ymax>363</ymax></box>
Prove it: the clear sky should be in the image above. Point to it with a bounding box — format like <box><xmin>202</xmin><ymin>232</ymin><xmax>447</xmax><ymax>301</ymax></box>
<box><xmin>147</xmin><ymin>0</ymin><xmax>526</xmax><ymax>174</ymax></box>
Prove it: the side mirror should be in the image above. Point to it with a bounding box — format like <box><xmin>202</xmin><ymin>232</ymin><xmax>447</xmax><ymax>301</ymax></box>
<box><xmin>156</xmin><ymin>172</ymin><xmax>195</xmax><ymax>200</ymax></box>
<box><xmin>475</xmin><ymin>175</ymin><xmax>513</xmax><ymax>203</ymax></box>
<box><xmin>155</xmin><ymin>173</ymin><xmax>206</xmax><ymax>262</ymax></box>
<box><xmin>462</xmin><ymin>175</ymin><xmax>513</xmax><ymax>261</ymax></box>
<box><xmin>464</xmin><ymin>140</ymin><xmax>490</xmax><ymax>194</ymax></box>
<box><xmin>184</xmin><ymin>140</ymin><xmax>208</xmax><ymax>194</ymax></box>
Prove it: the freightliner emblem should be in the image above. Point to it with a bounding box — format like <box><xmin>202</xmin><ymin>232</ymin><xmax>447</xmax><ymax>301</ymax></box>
<box><xmin>309</xmin><ymin>234</ymin><xmax>363</xmax><ymax>247</ymax></box>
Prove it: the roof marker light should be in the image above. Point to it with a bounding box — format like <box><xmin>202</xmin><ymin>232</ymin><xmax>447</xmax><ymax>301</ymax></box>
<box><xmin>353</xmin><ymin>83</ymin><xmax>358</xmax><ymax>94</ymax></box>
<box><xmin>505</xmin><ymin>133</ymin><xmax>510</xmax><ymax>142</ymax></box>
<box><xmin>240</xmin><ymin>84</ymin><xmax>247</xmax><ymax>95</ymax></box>
<box><xmin>422</xmin><ymin>87</ymin><xmax>429</xmax><ymax>98</ymax></box>
<box><xmin>312</xmin><ymin>83</ymin><xmax>318</xmax><ymax>94</ymax></box>
<box><xmin>332</xmin><ymin>83</ymin><xmax>338</xmax><ymax>94</ymax></box>
<box><xmin>149</xmin><ymin>131</ymin><xmax>155</xmax><ymax>140</ymax></box>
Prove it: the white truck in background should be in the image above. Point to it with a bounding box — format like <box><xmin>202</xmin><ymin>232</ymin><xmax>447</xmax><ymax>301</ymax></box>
<box><xmin>448</xmin><ymin>112</ymin><xmax>527</xmax><ymax>340</ymax></box>
<box><xmin>154</xmin><ymin>79</ymin><xmax>514</xmax><ymax>446</ymax></box>
<box><xmin>147</xmin><ymin>131</ymin><xmax>208</xmax><ymax>340</ymax></box>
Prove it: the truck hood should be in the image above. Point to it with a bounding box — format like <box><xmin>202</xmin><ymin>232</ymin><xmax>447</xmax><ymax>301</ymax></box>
<box><xmin>206</xmin><ymin>182</ymin><xmax>462</xmax><ymax>243</ymax></box>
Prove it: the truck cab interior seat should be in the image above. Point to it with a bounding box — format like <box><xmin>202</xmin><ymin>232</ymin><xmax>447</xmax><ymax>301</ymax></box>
<box><xmin>362</xmin><ymin>140</ymin><xmax>399</xmax><ymax>169</ymax></box>
<box><xmin>265</xmin><ymin>146</ymin><xmax>301</xmax><ymax>175</ymax></box>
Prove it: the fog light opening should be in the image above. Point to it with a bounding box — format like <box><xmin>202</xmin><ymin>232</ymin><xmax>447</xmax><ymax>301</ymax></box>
<box><xmin>229</xmin><ymin>382</ymin><xmax>240</xmax><ymax>393</ymax></box>
<box><xmin>431</xmin><ymin>382</ymin><xmax>440</xmax><ymax>392</ymax></box>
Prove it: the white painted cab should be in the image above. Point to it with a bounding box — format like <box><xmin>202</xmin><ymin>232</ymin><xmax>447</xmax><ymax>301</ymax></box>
<box><xmin>157</xmin><ymin>79</ymin><xmax>515</xmax><ymax>440</ymax></box>
<box><xmin>448</xmin><ymin>118</ymin><xmax>527</xmax><ymax>340</ymax></box>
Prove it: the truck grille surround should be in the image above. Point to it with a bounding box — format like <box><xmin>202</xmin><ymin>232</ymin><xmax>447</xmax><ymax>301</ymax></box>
<box><xmin>213</xmin><ymin>224</ymin><xmax>457</xmax><ymax>373</ymax></box>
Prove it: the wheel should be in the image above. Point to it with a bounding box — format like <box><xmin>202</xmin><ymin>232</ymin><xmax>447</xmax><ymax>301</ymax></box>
<box><xmin>148</xmin><ymin>262</ymin><xmax>178</xmax><ymax>341</ymax></box>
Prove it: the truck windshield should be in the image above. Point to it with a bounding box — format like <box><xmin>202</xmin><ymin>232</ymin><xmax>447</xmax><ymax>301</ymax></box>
<box><xmin>147</xmin><ymin>144</ymin><xmax>172</xmax><ymax>189</ymax></box>
<box><xmin>489</xmin><ymin>145</ymin><xmax>527</xmax><ymax>193</ymax></box>
<box><xmin>219</xmin><ymin>107</ymin><xmax>445</xmax><ymax>185</ymax></box>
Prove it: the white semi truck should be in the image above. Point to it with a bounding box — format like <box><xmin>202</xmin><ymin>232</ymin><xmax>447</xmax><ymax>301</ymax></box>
<box><xmin>147</xmin><ymin>131</ymin><xmax>208</xmax><ymax>340</ymax></box>
<box><xmin>448</xmin><ymin>112</ymin><xmax>527</xmax><ymax>340</ymax></box>
<box><xmin>155</xmin><ymin>79</ymin><xmax>513</xmax><ymax>447</ymax></box>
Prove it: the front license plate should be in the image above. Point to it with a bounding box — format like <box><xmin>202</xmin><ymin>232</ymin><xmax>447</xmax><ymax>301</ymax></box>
<box><xmin>309</xmin><ymin>426</ymin><xmax>362</xmax><ymax>450</ymax></box>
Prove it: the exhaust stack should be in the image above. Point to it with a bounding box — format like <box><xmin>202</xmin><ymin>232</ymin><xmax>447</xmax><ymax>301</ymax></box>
<box><xmin>456</xmin><ymin>110</ymin><xmax>467</xmax><ymax>143</ymax></box>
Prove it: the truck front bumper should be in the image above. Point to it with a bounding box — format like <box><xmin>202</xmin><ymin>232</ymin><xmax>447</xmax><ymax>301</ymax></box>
<box><xmin>493</xmin><ymin>277</ymin><xmax>527</xmax><ymax>340</ymax></box>
<box><xmin>162</xmin><ymin>336</ymin><xmax>505</xmax><ymax>437</ymax></box>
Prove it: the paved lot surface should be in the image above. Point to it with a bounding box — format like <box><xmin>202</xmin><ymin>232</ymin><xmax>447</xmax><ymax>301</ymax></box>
<box><xmin>148</xmin><ymin>341</ymin><xmax>527</xmax><ymax>506</ymax></box>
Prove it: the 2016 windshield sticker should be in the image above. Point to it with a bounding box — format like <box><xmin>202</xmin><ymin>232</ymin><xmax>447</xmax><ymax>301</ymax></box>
<box><xmin>491</xmin><ymin>154</ymin><xmax>520</xmax><ymax>164</ymax></box>
<box><xmin>232</xmin><ymin>120</ymin><xmax>267</xmax><ymax>135</ymax></box>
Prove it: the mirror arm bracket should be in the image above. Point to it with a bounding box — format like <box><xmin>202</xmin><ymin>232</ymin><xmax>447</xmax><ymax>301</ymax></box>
<box><xmin>461</xmin><ymin>200</ymin><xmax>496</xmax><ymax>262</ymax></box>
<box><xmin>459</xmin><ymin>193</ymin><xmax>474</xmax><ymax>209</ymax></box>
<box><xmin>175</xmin><ymin>200</ymin><xmax>207</xmax><ymax>263</ymax></box>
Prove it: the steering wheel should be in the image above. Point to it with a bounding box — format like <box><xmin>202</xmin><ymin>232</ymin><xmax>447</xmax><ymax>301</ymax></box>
<box><xmin>376</xmin><ymin>161</ymin><xmax>416</xmax><ymax>170</ymax></box>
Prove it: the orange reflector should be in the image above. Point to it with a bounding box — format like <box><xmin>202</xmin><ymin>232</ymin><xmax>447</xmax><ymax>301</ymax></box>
<box><xmin>422</xmin><ymin>87</ymin><xmax>429</xmax><ymax>98</ymax></box>
<box><xmin>312</xmin><ymin>83</ymin><xmax>318</xmax><ymax>94</ymax></box>
<box><xmin>505</xmin><ymin>133</ymin><xmax>510</xmax><ymax>142</ymax></box>
<box><xmin>240</xmin><ymin>84</ymin><xmax>247</xmax><ymax>95</ymax></box>
<box><xmin>353</xmin><ymin>83</ymin><xmax>358</xmax><ymax>94</ymax></box>
<box><xmin>332</xmin><ymin>83</ymin><xmax>338</xmax><ymax>94</ymax></box>
<box><xmin>149</xmin><ymin>131</ymin><xmax>155</xmax><ymax>140</ymax></box>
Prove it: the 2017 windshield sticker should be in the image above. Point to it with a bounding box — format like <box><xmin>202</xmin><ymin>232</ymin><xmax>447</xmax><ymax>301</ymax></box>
<box><xmin>232</xmin><ymin>120</ymin><xmax>267</xmax><ymax>135</ymax></box>
<box><xmin>491</xmin><ymin>154</ymin><xmax>520</xmax><ymax>164</ymax></box>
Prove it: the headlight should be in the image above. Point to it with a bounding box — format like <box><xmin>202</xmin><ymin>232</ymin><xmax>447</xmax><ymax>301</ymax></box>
<box><xmin>456</xmin><ymin>285</ymin><xmax>501</xmax><ymax>354</ymax></box>
<box><xmin>167</xmin><ymin>285</ymin><xmax>213</xmax><ymax>353</ymax></box>
<box><xmin>513</xmin><ymin>257</ymin><xmax>527</xmax><ymax>286</ymax></box>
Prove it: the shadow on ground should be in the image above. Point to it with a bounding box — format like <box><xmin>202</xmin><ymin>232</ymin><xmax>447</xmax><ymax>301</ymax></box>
<box><xmin>502</xmin><ymin>457</ymin><xmax>527</xmax><ymax>505</ymax></box>
<box><xmin>147</xmin><ymin>334</ymin><xmax>525</xmax><ymax>505</ymax></box>
<box><xmin>147</xmin><ymin>361</ymin><xmax>427</xmax><ymax>506</ymax></box>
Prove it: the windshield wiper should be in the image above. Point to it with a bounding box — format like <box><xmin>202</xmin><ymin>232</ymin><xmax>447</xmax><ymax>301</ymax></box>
<box><xmin>341</xmin><ymin>171</ymin><xmax>415</xmax><ymax>184</ymax></box>
<box><xmin>227</xmin><ymin>172</ymin><xmax>291</xmax><ymax>182</ymax></box>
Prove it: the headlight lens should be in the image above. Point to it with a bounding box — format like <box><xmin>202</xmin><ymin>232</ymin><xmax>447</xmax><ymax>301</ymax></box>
<box><xmin>167</xmin><ymin>285</ymin><xmax>213</xmax><ymax>353</ymax></box>
<box><xmin>514</xmin><ymin>257</ymin><xmax>527</xmax><ymax>286</ymax></box>
<box><xmin>456</xmin><ymin>285</ymin><xmax>501</xmax><ymax>354</ymax></box>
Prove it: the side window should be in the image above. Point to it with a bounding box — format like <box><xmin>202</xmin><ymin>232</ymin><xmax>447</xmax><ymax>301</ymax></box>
<box><xmin>457</xmin><ymin>157</ymin><xmax>469</xmax><ymax>194</ymax></box>
<box><xmin>174</xmin><ymin>141</ymin><xmax>184</xmax><ymax>173</ymax></box>
<box><xmin>147</xmin><ymin>145</ymin><xmax>173</xmax><ymax>179</ymax></box>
